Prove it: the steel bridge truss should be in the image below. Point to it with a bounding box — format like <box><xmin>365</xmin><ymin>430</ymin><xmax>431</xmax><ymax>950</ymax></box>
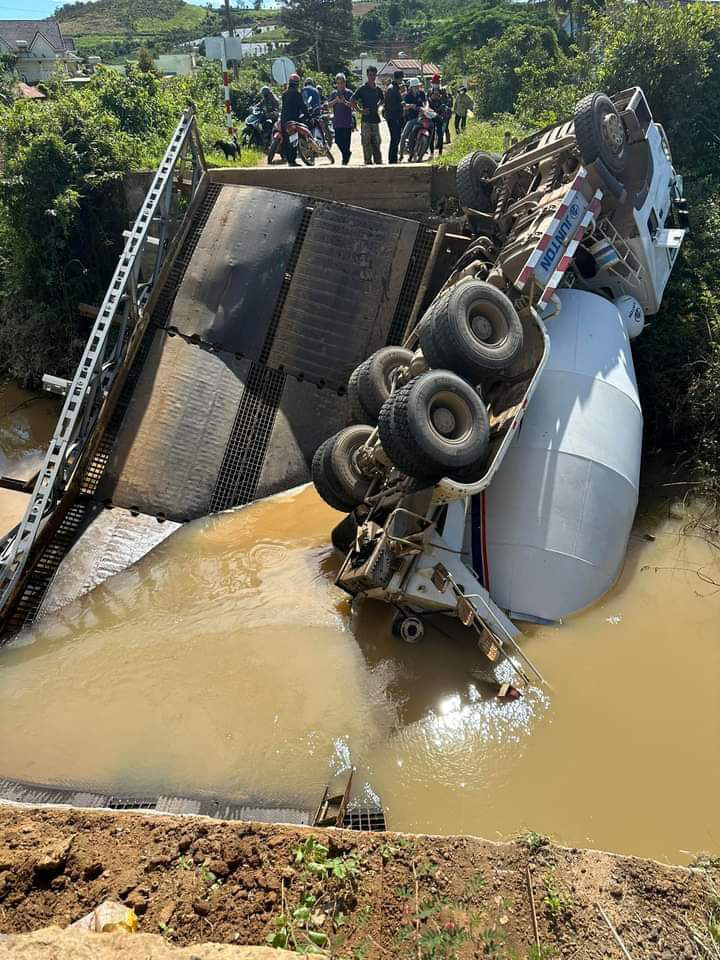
<box><xmin>0</xmin><ymin>111</ymin><xmax>206</xmax><ymax>620</ymax></box>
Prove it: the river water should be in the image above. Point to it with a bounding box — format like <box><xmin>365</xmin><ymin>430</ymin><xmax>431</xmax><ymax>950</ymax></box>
<box><xmin>0</xmin><ymin>470</ymin><xmax>718</xmax><ymax>864</ymax></box>
<box><xmin>0</xmin><ymin>384</ymin><xmax>60</xmax><ymax>536</ymax></box>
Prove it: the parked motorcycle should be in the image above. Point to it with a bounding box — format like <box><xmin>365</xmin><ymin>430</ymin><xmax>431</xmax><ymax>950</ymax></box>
<box><xmin>310</xmin><ymin>106</ymin><xmax>334</xmax><ymax>149</ymax></box>
<box><xmin>410</xmin><ymin>106</ymin><xmax>437</xmax><ymax>163</ymax></box>
<box><xmin>268</xmin><ymin>118</ymin><xmax>335</xmax><ymax>166</ymax></box>
<box><xmin>241</xmin><ymin>105</ymin><xmax>275</xmax><ymax>149</ymax></box>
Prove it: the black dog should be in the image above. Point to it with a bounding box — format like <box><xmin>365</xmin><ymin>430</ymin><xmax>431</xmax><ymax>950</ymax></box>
<box><xmin>213</xmin><ymin>138</ymin><xmax>239</xmax><ymax>160</ymax></box>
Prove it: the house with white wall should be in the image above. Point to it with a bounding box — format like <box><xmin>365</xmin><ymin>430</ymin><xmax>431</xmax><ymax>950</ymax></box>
<box><xmin>0</xmin><ymin>18</ymin><xmax>80</xmax><ymax>83</ymax></box>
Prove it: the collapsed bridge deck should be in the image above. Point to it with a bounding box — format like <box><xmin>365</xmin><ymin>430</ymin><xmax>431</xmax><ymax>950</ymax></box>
<box><xmin>1</xmin><ymin>175</ymin><xmax>444</xmax><ymax>634</ymax></box>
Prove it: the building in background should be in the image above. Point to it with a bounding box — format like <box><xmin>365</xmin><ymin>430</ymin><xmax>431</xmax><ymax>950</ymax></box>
<box><xmin>0</xmin><ymin>18</ymin><xmax>79</xmax><ymax>83</ymax></box>
<box><xmin>377</xmin><ymin>58</ymin><xmax>441</xmax><ymax>85</ymax></box>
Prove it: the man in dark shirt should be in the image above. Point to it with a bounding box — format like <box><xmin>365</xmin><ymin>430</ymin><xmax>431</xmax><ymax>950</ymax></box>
<box><xmin>352</xmin><ymin>65</ymin><xmax>384</xmax><ymax>164</ymax></box>
<box><xmin>383</xmin><ymin>69</ymin><xmax>405</xmax><ymax>164</ymax></box>
<box><xmin>327</xmin><ymin>72</ymin><xmax>354</xmax><ymax>165</ymax></box>
<box><xmin>280</xmin><ymin>73</ymin><xmax>306</xmax><ymax>167</ymax></box>
<box><xmin>399</xmin><ymin>79</ymin><xmax>426</xmax><ymax>161</ymax></box>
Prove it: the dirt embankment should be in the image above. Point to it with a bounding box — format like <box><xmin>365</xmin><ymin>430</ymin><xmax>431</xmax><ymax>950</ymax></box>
<box><xmin>0</xmin><ymin>806</ymin><xmax>717</xmax><ymax>959</ymax></box>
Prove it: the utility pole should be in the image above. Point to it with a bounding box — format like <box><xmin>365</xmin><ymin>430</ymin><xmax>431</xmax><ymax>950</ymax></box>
<box><xmin>224</xmin><ymin>0</ymin><xmax>239</xmax><ymax>78</ymax></box>
<box><xmin>315</xmin><ymin>37</ymin><xmax>320</xmax><ymax>72</ymax></box>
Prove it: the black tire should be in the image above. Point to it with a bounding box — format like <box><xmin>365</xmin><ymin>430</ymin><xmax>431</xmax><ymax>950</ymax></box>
<box><xmin>312</xmin><ymin>437</ymin><xmax>357</xmax><ymax>512</ymax></box>
<box><xmin>378</xmin><ymin>370</ymin><xmax>489</xmax><ymax>480</ymax></box>
<box><xmin>456</xmin><ymin>151</ymin><xmax>497</xmax><ymax>212</ymax></box>
<box><xmin>329</xmin><ymin>424</ymin><xmax>374</xmax><ymax>506</ymax></box>
<box><xmin>298</xmin><ymin>140</ymin><xmax>315</xmax><ymax>166</ymax></box>
<box><xmin>346</xmin><ymin>363</ymin><xmax>372</xmax><ymax>423</ymax></box>
<box><xmin>413</xmin><ymin>137</ymin><xmax>429</xmax><ymax>162</ymax></box>
<box><xmin>331</xmin><ymin>513</ymin><xmax>358</xmax><ymax>553</ymax></box>
<box><xmin>267</xmin><ymin>140</ymin><xmax>279</xmax><ymax>165</ymax></box>
<box><xmin>419</xmin><ymin>280</ymin><xmax>523</xmax><ymax>380</ymax></box>
<box><xmin>574</xmin><ymin>91</ymin><xmax>626</xmax><ymax>178</ymax></box>
<box><xmin>352</xmin><ymin>347</ymin><xmax>414</xmax><ymax>424</ymax></box>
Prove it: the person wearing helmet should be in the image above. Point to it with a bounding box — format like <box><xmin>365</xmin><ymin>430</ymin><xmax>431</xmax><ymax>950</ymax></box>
<box><xmin>327</xmin><ymin>72</ymin><xmax>354</xmax><ymax>165</ymax></box>
<box><xmin>427</xmin><ymin>73</ymin><xmax>451</xmax><ymax>156</ymax></box>
<box><xmin>399</xmin><ymin>77</ymin><xmax>426</xmax><ymax>161</ymax></box>
<box><xmin>302</xmin><ymin>77</ymin><xmax>321</xmax><ymax>111</ymax></box>
<box><xmin>453</xmin><ymin>85</ymin><xmax>473</xmax><ymax>135</ymax></box>
<box><xmin>281</xmin><ymin>73</ymin><xmax>307</xmax><ymax>167</ymax></box>
<box><xmin>256</xmin><ymin>84</ymin><xmax>279</xmax><ymax>117</ymax></box>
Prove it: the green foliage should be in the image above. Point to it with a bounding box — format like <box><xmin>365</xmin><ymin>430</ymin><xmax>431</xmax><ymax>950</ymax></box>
<box><xmin>281</xmin><ymin>0</ymin><xmax>353</xmax><ymax>74</ymax></box>
<box><xmin>542</xmin><ymin>873</ymin><xmax>573</xmax><ymax>922</ymax></box>
<box><xmin>0</xmin><ymin>60</ymin><xmax>263</xmax><ymax>385</ymax></box>
<box><xmin>466</xmin><ymin>22</ymin><xmax>569</xmax><ymax>117</ymax></box>
<box><xmin>420</xmin><ymin>0</ymin><xmax>559</xmax><ymax>67</ymax></box>
<box><xmin>434</xmin><ymin>116</ymin><xmax>530</xmax><ymax>168</ymax></box>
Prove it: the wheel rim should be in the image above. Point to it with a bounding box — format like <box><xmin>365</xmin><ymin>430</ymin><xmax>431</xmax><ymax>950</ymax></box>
<box><xmin>427</xmin><ymin>391</ymin><xmax>473</xmax><ymax>444</ymax></box>
<box><xmin>601</xmin><ymin>111</ymin><xmax>624</xmax><ymax>154</ymax></box>
<box><xmin>467</xmin><ymin>301</ymin><xmax>508</xmax><ymax>346</ymax></box>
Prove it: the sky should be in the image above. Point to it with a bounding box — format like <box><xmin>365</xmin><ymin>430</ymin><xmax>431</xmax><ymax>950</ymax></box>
<box><xmin>0</xmin><ymin>0</ymin><xmax>275</xmax><ymax>20</ymax></box>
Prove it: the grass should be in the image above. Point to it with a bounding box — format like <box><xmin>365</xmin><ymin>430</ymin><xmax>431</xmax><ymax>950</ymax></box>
<box><xmin>434</xmin><ymin>115</ymin><xmax>532</xmax><ymax>168</ymax></box>
<box><xmin>58</xmin><ymin>0</ymin><xmax>207</xmax><ymax>35</ymax></box>
<box><xmin>205</xmin><ymin>145</ymin><xmax>264</xmax><ymax>169</ymax></box>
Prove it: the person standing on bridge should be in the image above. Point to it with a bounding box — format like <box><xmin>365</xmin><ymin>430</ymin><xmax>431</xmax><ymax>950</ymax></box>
<box><xmin>453</xmin><ymin>86</ymin><xmax>473</xmax><ymax>136</ymax></box>
<box><xmin>302</xmin><ymin>77</ymin><xmax>321</xmax><ymax>112</ymax></box>
<box><xmin>383</xmin><ymin>70</ymin><xmax>405</xmax><ymax>164</ymax></box>
<box><xmin>281</xmin><ymin>73</ymin><xmax>306</xmax><ymax>167</ymax></box>
<box><xmin>352</xmin><ymin>65</ymin><xmax>384</xmax><ymax>165</ymax></box>
<box><xmin>327</xmin><ymin>73</ymin><xmax>354</xmax><ymax>165</ymax></box>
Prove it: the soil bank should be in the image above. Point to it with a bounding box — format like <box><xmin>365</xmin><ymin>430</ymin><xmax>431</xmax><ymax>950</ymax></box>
<box><xmin>0</xmin><ymin>806</ymin><xmax>716</xmax><ymax>959</ymax></box>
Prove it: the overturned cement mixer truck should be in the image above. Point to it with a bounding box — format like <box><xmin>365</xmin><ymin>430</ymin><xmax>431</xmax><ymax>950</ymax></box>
<box><xmin>311</xmin><ymin>88</ymin><xmax>687</xmax><ymax>682</ymax></box>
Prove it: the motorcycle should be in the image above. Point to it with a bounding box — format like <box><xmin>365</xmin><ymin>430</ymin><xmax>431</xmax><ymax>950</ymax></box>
<box><xmin>310</xmin><ymin>106</ymin><xmax>334</xmax><ymax>149</ymax></box>
<box><xmin>241</xmin><ymin>105</ymin><xmax>274</xmax><ymax>149</ymax></box>
<box><xmin>409</xmin><ymin>106</ymin><xmax>437</xmax><ymax>163</ymax></box>
<box><xmin>268</xmin><ymin>117</ymin><xmax>335</xmax><ymax>166</ymax></box>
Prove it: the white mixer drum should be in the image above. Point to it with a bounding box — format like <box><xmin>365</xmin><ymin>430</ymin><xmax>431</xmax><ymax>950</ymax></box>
<box><xmin>476</xmin><ymin>288</ymin><xmax>643</xmax><ymax>621</ymax></box>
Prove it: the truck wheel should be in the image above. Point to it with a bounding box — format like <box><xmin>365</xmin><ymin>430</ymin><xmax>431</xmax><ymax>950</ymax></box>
<box><xmin>329</xmin><ymin>424</ymin><xmax>374</xmax><ymax>506</ymax></box>
<box><xmin>312</xmin><ymin>436</ymin><xmax>358</xmax><ymax>512</ymax></box>
<box><xmin>346</xmin><ymin>364</ymin><xmax>372</xmax><ymax>423</ymax></box>
<box><xmin>392</xmin><ymin>614</ymin><xmax>424</xmax><ymax>643</ymax></box>
<box><xmin>456</xmin><ymin>151</ymin><xmax>497</xmax><ymax>212</ymax></box>
<box><xmin>350</xmin><ymin>347</ymin><xmax>414</xmax><ymax>424</ymax></box>
<box><xmin>418</xmin><ymin>280</ymin><xmax>523</xmax><ymax>380</ymax></box>
<box><xmin>574</xmin><ymin>92</ymin><xmax>626</xmax><ymax>178</ymax></box>
<box><xmin>378</xmin><ymin>370</ymin><xmax>489</xmax><ymax>479</ymax></box>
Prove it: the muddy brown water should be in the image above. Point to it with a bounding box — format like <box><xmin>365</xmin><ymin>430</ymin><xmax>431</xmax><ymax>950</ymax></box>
<box><xmin>0</xmin><ymin>384</ymin><xmax>60</xmax><ymax>537</ymax></box>
<box><xmin>0</xmin><ymin>479</ymin><xmax>718</xmax><ymax>865</ymax></box>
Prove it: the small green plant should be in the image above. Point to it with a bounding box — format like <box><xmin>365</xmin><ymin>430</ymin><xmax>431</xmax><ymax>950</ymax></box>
<box><xmin>528</xmin><ymin>946</ymin><xmax>555</xmax><ymax>960</ymax></box>
<box><xmin>356</xmin><ymin>904</ymin><xmax>372</xmax><ymax>926</ymax></box>
<box><xmin>480</xmin><ymin>926</ymin><xmax>505</xmax><ymax>957</ymax></box>
<box><xmin>380</xmin><ymin>842</ymin><xmax>398</xmax><ymax>861</ymax></box>
<box><xmin>542</xmin><ymin>874</ymin><xmax>572</xmax><ymax>921</ymax></box>
<box><xmin>294</xmin><ymin>837</ymin><xmax>359</xmax><ymax>881</ymax></box>
<box><xmin>199</xmin><ymin>864</ymin><xmax>222</xmax><ymax>892</ymax></box>
<box><xmin>395</xmin><ymin>883</ymin><xmax>412</xmax><ymax>900</ymax></box>
<box><xmin>158</xmin><ymin>921</ymin><xmax>175</xmax><ymax>938</ymax></box>
<box><xmin>177</xmin><ymin>855</ymin><xmax>192</xmax><ymax>870</ymax></box>
<box><xmin>417</xmin><ymin>860</ymin><xmax>439</xmax><ymax>880</ymax></box>
<box><xmin>522</xmin><ymin>831</ymin><xmax>549</xmax><ymax>855</ymax></box>
<box><xmin>467</xmin><ymin>871</ymin><xmax>486</xmax><ymax>896</ymax></box>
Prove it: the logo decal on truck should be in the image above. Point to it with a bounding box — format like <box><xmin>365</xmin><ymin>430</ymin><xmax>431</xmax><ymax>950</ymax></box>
<box><xmin>535</xmin><ymin>199</ymin><xmax>586</xmax><ymax>284</ymax></box>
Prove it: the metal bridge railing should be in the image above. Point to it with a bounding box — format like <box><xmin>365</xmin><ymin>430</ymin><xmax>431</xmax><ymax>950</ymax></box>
<box><xmin>0</xmin><ymin>111</ymin><xmax>206</xmax><ymax>617</ymax></box>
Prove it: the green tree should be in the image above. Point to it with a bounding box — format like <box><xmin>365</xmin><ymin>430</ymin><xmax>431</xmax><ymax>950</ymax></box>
<box><xmin>281</xmin><ymin>0</ymin><xmax>353</xmax><ymax>73</ymax></box>
<box><xmin>467</xmin><ymin>22</ymin><xmax>568</xmax><ymax>117</ymax></box>
<box><xmin>137</xmin><ymin>45</ymin><xmax>156</xmax><ymax>73</ymax></box>
<box><xmin>359</xmin><ymin>10</ymin><xmax>384</xmax><ymax>42</ymax></box>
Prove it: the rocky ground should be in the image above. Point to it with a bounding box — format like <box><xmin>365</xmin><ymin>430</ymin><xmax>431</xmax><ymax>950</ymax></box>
<box><xmin>0</xmin><ymin>805</ymin><xmax>717</xmax><ymax>959</ymax></box>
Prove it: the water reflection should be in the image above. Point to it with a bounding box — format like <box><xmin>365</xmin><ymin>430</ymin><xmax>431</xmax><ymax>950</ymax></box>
<box><xmin>0</xmin><ymin>484</ymin><xmax>718</xmax><ymax>863</ymax></box>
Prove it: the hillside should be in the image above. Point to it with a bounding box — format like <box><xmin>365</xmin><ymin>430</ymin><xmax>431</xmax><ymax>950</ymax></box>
<box><xmin>55</xmin><ymin>0</ymin><xmax>208</xmax><ymax>38</ymax></box>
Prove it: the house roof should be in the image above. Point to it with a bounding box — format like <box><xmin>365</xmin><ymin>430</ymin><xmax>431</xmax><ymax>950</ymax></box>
<box><xmin>0</xmin><ymin>18</ymin><xmax>73</xmax><ymax>53</ymax></box>
<box><xmin>380</xmin><ymin>59</ymin><xmax>441</xmax><ymax>75</ymax></box>
<box><xmin>13</xmin><ymin>81</ymin><xmax>46</xmax><ymax>99</ymax></box>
